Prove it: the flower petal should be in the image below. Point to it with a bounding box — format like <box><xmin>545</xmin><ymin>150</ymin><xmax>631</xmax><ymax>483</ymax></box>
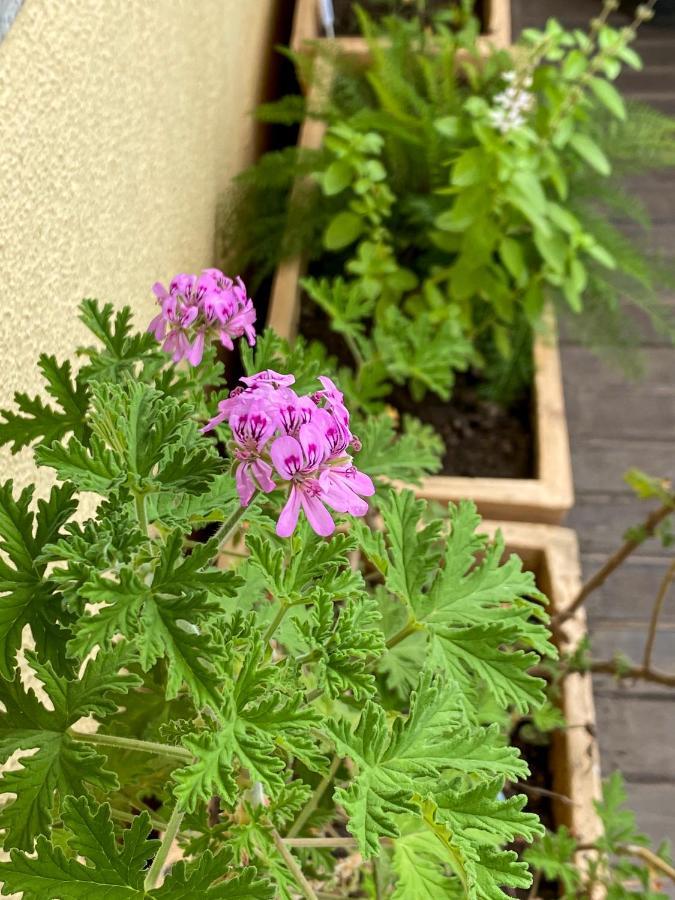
<box><xmin>277</xmin><ymin>485</ymin><xmax>302</xmax><ymax>537</ymax></box>
<box><xmin>241</xmin><ymin>369</ymin><xmax>295</xmax><ymax>389</ymax></box>
<box><xmin>236</xmin><ymin>463</ymin><xmax>256</xmax><ymax>506</ymax></box>
<box><xmin>298</xmin><ymin>423</ymin><xmax>326</xmax><ymax>470</ymax></box>
<box><xmin>346</xmin><ymin>467</ymin><xmax>375</xmax><ymax>497</ymax></box>
<box><xmin>300</xmin><ymin>490</ymin><xmax>335</xmax><ymax>537</ymax></box>
<box><xmin>270</xmin><ymin>435</ymin><xmax>303</xmax><ymax>480</ymax></box>
<box><xmin>186</xmin><ymin>331</ymin><xmax>205</xmax><ymax>366</ymax></box>
<box><xmin>252</xmin><ymin>458</ymin><xmax>276</xmax><ymax>493</ymax></box>
<box><xmin>147</xmin><ymin>313</ymin><xmax>166</xmax><ymax>340</ymax></box>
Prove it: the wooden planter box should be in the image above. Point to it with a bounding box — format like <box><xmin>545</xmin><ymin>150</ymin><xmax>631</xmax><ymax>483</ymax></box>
<box><xmin>290</xmin><ymin>0</ymin><xmax>512</xmax><ymax>59</ymax></box>
<box><xmin>482</xmin><ymin>521</ymin><xmax>604</xmax><ymax>892</ymax></box>
<box><xmin>267</xmin><ymin>108</ymin><xmax>574</xmax><ymax>523</ymax></box>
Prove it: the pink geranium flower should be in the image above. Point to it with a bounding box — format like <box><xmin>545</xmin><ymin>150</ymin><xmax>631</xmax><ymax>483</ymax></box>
<box><xmin>271</xmin><ymin>425</ymin><xmax>334</xmax><ymax>537</ymax></box>
<box><xmin>147</xmin><ymin>269</ymin><xmax>256</xmax><ymax>365</ymax></box>
<box><xmin>230</xmin><ymin>410</ymin><xmax>277</xmax><ymax>506</ymax></box>
<box><xmin>202</xmin><ymin>370</ymin><xmax>375</xmax><ymax>538</ymax></box>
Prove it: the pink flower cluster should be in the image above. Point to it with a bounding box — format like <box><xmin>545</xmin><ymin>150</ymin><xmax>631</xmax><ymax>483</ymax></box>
<box><xmin>148</xmin><ymin>269</ymin><xmax>256</xmax><ymax>366</ymax></box>
<box><xmin>203</xmin><ymin>370</ymin><xmax>374</xmax><ymax>538</ymax></box>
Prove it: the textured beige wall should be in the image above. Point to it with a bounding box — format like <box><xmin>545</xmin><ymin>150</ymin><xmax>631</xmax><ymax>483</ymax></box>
<box><xmin>0</xmin><ymin>0</ymin><xmax>279</xmax><ymax>492</ymax></box>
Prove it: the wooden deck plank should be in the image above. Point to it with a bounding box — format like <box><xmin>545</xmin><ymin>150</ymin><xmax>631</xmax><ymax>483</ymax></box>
<box><xmin>593</xmin><ymin>694</ymin><xmax>675</xmax><ymax>781</ymax></box>
<box><xmin>618</xmin><ymin>782</ymin><xmax>675</xmax><ymax>853</ymax></box>
<box><xmin>562</xmin><ymin>348</ymin><xmax>675</xmax><ymax>440</ymax></box>
<box><xmin>581</xmin><ymin>554</ymin><xmax>675</xmax><ymax>623</ymax></box>
<box><xmin>588</xmin><ymin>624</ymin><xmax>675</xmax><ymax>671</ymax></box>
<box><xmin>567</xmin><ymin>494</ymin><xmax>674</xmax><ymax>556</ymax></box>
<box><xmin>570</xmin><ymin>438</ymin><xmax>675</xmax><ymax>494</ymax></box>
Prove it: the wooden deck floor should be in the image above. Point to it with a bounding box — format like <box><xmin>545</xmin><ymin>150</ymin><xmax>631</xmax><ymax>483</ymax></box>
<box><xmin>511</xmin><ymin>0</ymin><xmax>675</xmax><ymax>866</ymax></box>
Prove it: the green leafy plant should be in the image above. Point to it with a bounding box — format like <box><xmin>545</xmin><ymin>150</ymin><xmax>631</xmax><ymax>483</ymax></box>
<box><xmin>0</xmin><ymin>295</ymin><xmax>553</xmax><ymax>898</ymax></box>
<box><xmin>227</xmin><ymin>1</ymin><xmax>675</xmax><ymax>416</ymax></box>
<box><xmin>1</xmin><ymin>293</ymin><xmax>674</xmax><ymax>896</ymax></box>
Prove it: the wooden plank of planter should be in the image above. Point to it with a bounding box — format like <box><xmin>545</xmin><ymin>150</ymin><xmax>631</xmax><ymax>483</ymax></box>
<box><xmin>267</xmin><ymin>103</ymin><xmax>574</xmax><ymax>524</ymax></box>
<box><xmin>481</xmin><ymin>521</ymin><xmax>604</xmax><ymax>896</ymax></box>
<box><xmin>290</xmin><ymin>0</ymin><xmax>512</xmax><ymax>60</ymax></box>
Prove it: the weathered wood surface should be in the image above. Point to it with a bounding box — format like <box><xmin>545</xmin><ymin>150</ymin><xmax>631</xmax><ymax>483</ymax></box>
<box><xmin>513</xmin><ymin>0</ymin><xmax>675</xmax><ymax>866</ymax></box>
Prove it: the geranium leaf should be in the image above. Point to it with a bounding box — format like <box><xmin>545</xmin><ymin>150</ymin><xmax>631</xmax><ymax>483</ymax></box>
<box><xmin>0</xmin><ymin>646</ymin><xmax>140</xmax><ymax>849</ymax></box>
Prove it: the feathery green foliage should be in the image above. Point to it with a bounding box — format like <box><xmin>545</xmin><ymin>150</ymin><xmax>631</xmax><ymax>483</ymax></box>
<box><xmin>225</xmin><ymin>6</ymin><xmax>675</xmax><ymax>411</ymax></box>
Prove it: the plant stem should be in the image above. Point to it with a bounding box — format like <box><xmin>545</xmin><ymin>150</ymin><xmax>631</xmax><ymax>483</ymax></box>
<box><xmin>296</xmin><ymin>649</ymin><xmax>321</xmax><ymax>667</ymax></box>
<box><xmin>70</xmin><ymin>729</ymin><xmax>193</xmax><ymax>763</ymax></box>
<box><xmin>343</xmin><ymin>332</ymin><xmax>364</xmax><ymax>369</ymax></box>
<box><xmin>643</xmin><ymin>558</ymin><xmax>675</xmax><ymax>671</ymax></box>
<box><xmin>578</xmin><ymin>841</ymin><xmax>675</xmax><ymax>884</ymax></box>
<box><xmin>386</xmin><ymin>619</ymin><xmax>420</xmax><ymax>649</ymax></box>
<box><xmin>622</xmin><ymin>844</ymin><xmax>675</xmax><ymax>884</ymax></box>
<box><xmin>287</xmin><ymin>756</ymin><xmax>341</xmax><ymax>838</ymax></box>
<box><xmin>589</xmin><ymin>659</ymin><xmax>675</xmax><ymax>688</ymax></box>
<box><xmin>513</xmin><ymin>781</ymin><xmax>574</xmax><ymax>806</ymax></box>
<box><xmin>211</xmin><ymin>500</ymin><xmax>251</xmax><ymax>562</ymax></box>
<box><xmin>264</xmin><ymin>601</ymin><xmax>289</xmax><ymax>644</ymax></box>
<box><xmin>305</xmin><ymin>687</ymin><xmax>324</xmax><ymax>703</ymax></box>
<box><xmin>284</xmin><ymin>836</ymin><xmax>357</xmax><ymax>848</ymax></box>
<box><xmin>556</xmin><ymin>500</ymin><xmax>675</xmax><ymax>624</ymax></box>
<box><xmin>134</xmin><ymin>492</ymin><xmax>149</xmax><ymax>536</ymax></box>
<box><xmin>270</xmin><ymin>825</ymin><xmax>319</xmax><ymax>900</ymax></box>
<box><xmin>143</xmin><ymin>803</ymin><xmax>185</xmax><ymax>891</ymax></box>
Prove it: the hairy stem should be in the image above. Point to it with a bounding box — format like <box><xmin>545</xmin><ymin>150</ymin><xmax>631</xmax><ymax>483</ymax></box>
<box><xmin>296</xmin><ymin>649</ymin><xmax>321</xmax><ymax>667</ymax></box>
<box><xmin>527</xmin><ymin>868</ymin><xmax>542</xmax><ymax>900</ymax></box>
<box><xmin>589</xmin><ymin>659</ymin><xmax>675</xmax><ymax>688</ymax></box>
<box><xmin>70</xmin><ymin>729</ymin><xmax>193</xmax><ymax>763</ymax></box>
<box><xmin>343</xmin><ymin>332</ymin><xmax>364</xmax><ymax>370</ymax></box>
<box><xmin>386</xmin><ymin>618</ymin><xmax>420</xmax><ymax>649</ymax></box>
<box><xmin>305</xmin><ymin>687</ymin><xmax>324</xmax><ymax>704</ymax></box>
<box><xmin>643</xmin><ymin>558</ymin><xmax>675</xmax><ymax>671</ymax></box>
<box><xmin>284</xmin><ymin>836</ymin><xmax>358</xmax><ymax>848</ymax></box>
<box><xmin>264</xmin><ymin>601</ymin><xmax>290</xmax><ymax>644</ymax></box>
<box><xmin>556</xmin><ymin>500</ymin><xmax>675</xmax><ymax>624</ymax></box>
<box><xmin>513</xmin><ymin>781</ymin><xmax>574</xmax><ymax>806</ymax></box>
<box><xmin>211</xmin><ymin>500</ymin><xmax>251</xmax><ymax>562</ymax></box>
<box><xmin>576</xmin><ymin>841</ymin><xmax>675</xmax><ymax>885</ymax></box>
<box><xmin>144</xmin><ymin>803</ymin><xmax>185</xmax><ymax>891</ymax></box>
<box><xmin>134</xmin><ymin>492</ymin><xmax>149</xmax><ymax>536</ymax></box>
<box><xmin>622</xmin><ymin>844</ymin><xmax>675</xmax><ymax>884</ymax></box>
<box><xmin>287</xmin><ymin>756</ymin><xmax>341</xmax><ymax>838</ymax></box>
<box><xmin>270</xmin><ymin>825</ymin><xmax>319</xmax><ymax>900</ymax></box>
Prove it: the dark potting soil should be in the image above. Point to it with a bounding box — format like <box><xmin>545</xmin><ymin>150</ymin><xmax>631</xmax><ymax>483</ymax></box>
<box><xmin>299</xmin><ymin>297</ymin><xmax>535</xmax><ymax>479</ymax></box>
<box><xmin>331</xmin><ymin>0</ymin><xmax>488</xmax><ymax>36</ymax></box>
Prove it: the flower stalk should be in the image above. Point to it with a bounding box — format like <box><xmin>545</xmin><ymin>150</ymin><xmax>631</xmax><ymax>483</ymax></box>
<box><xmin>143</xmin><ymin>803</ymin><xmax>186</xmax><ymax>892</ymax></box>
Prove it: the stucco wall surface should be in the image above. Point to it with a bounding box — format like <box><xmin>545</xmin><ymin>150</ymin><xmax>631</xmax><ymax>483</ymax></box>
<box><xmin>0</xmin><ymin>0</ymin><xmax>278</xmax><ymax>493</ymax></box>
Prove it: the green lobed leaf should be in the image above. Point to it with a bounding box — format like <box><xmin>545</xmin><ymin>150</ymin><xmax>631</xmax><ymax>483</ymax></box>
<box><xmin>295</xmin><ymin>591</ymin><xmax>385</xmax><ymax>701</ymax></box>
<box><xmin>326</xmin><ymin>670</ymin><xmax>474</xmax><ymax>858</ymax></box>
<box><xmin>353</xmin><ymin>412</ymin><xmax>443</xmax><ymax>484</ymax></box>
<box><xmin>377</xmin><ymin>489</ymin><xmax>443</xmax><ymax>609</ymax></box>
<box><xmin>0</xmin><ymin>355</ymin><xmax>90</xmax><ymax>455</ymax></box>
<box><xmin>0</xmin><ymin>795</ymin><xmax>271</xmax><ymax>899</ymax></box>
<box><xmin>78</xmin><ymin>299</ymin><xmax>160</xmax><ymax>383</ymax></box>
<box><xmin>0</xmin><ymin>646</ymin><xmax>141</xmax><ymax>849</ymax></box>
<box><xmin>0</xmin><ymin>480</ymin><xmax>77</xmax><ymax>678</ymax></box>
